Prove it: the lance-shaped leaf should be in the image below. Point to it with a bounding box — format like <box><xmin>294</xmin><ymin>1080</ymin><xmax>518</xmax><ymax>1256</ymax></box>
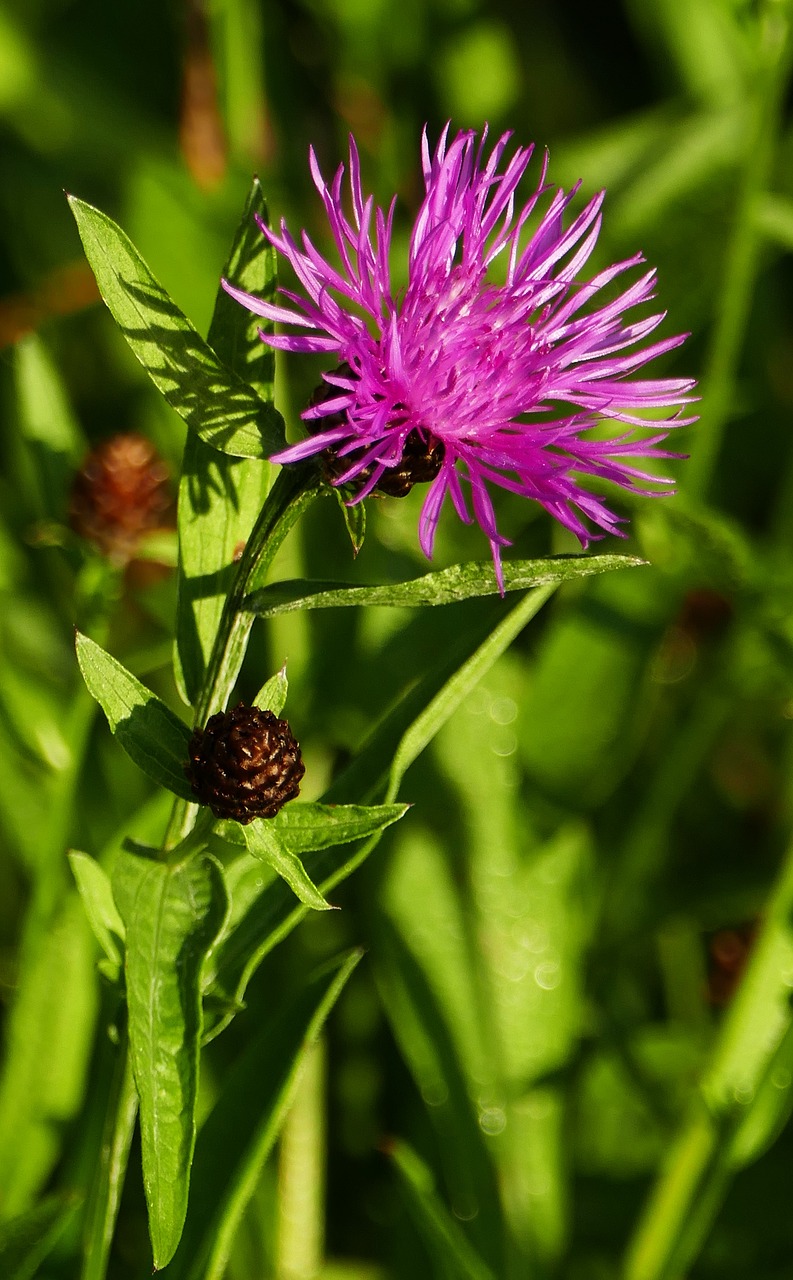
<box><xmin>112</xmin><ymin>851</ymin><xmax>228</xmax><ymax>1269</ymax></box>
<box><xmin>67</xmin><ymin>195</ymin><xmax>285</xmax><ymax>460</ymax></box>
<box><xmin>273</xmin><ymin>800</ymin><xmax>409</xmax><ymax>853</ymax></box>
<box><xmin>175</xmin><ymin>179</ymin><xmax>274</xmax><ymax>704</ymax></box>
<box><xmin>243</xmin><ymin>819</ymin><xmax>333</xmax><ymax>911</ymax></box>
<box><xmin>246</xmin><ymin>553</ymin><xmax>646</xmax><ymax>617</ymax></box>
<box><xmin>75</xmin><ymin>632</ymin><xmax>193</xmax><ymax>799</ymax></box>
<box><xmin>167</xmin><ymin>951</ymin><xmax>361</xmax><ymax>1280</ymax></box>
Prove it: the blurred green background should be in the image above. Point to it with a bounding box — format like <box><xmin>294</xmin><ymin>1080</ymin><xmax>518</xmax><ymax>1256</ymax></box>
<box><xmin>3</xmin><ymin>0</ymin><xmax>793</xmax><ymax>1277</ymax></box>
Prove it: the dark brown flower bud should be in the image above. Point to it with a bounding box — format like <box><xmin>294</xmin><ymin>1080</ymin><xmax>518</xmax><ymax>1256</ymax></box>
<box><xmin>308</xmin><ymin>365</ymin><xmax>444</xmax><ymax>497</ymax></box>
<box><xmin>69</xmin><ymin>432</ymin><xmax>173</xmax><ymax>565</ymax></box>
<box><xmin>185</xmin><ymin>703</ymin><xmax>305</xmax><ymax>823</ymax></box>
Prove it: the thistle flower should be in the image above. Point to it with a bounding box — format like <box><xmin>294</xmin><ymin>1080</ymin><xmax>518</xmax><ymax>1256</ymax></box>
<box><xmin>224</xmin><ymin>126</ymin><xmax>696</xmax><ymax>586</ymax></box>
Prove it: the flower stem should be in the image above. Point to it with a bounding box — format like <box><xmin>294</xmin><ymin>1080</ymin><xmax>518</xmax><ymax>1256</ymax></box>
<box><xmin>687</xmin><ymin>0</ymin><xmax>793</xmax><ymax>499</ymax></box>
<box><xmin>164</xmin><ymin>462</ymin><xmax>322</xmax><ymax>849</ymax></box>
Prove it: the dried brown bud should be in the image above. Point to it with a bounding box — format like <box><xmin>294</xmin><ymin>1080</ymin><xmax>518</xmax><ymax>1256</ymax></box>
<box><xmin>185</xmin><ymin>703</ymin><xmax>305</xmax><ymax>823</ymax></box>
<box><xmin>69</xmin><ymin>433</ymin><xmax>172</xmax><ymax>565</ymax></box>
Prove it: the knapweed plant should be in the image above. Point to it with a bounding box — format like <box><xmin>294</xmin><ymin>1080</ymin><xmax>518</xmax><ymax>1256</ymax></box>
<box><xmin>48</xmin><ymin>124</ymin><xmax>698</xmax><ymax>1275</ymax></box>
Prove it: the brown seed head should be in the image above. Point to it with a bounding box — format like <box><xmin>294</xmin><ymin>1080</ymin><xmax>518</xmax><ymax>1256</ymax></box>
<box><xmin>69</xmin><ymin>432</ymin><xmax>173</xmax><ymax>565</ymax></box>
<box><xmin>185</xmin><ymin>703</ymin><xmax>305</xmax><ymax>824</ymax></box>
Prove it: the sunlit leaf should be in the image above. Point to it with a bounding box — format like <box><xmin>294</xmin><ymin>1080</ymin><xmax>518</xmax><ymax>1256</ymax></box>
<box><xmin>67</xmin><ymin>195</ymin><xmax>285</xmax><ymax>460</ymax></box>
<box><xmin>246</xmin><ymin>553</ymin><xmax>645</xmax><ymax>617</ymax></box>
<box><xmin>174</xmin><ymin>178</ymin><xmax>274</xmax><ymax>705</ymax></box>
<box><xmin>75</xmin><ymin>632</ymin><xmax>193</xmax><ymax>799</ymax></box>
<box><xmin>112</xmin><ymin>851</ymin><xmax>228</xmax><ymax>1268</ymax></box>
<box><xmin>243</xmin><ymin>819</ymin><xmax>333</xmax><ymax>911</ymax></box>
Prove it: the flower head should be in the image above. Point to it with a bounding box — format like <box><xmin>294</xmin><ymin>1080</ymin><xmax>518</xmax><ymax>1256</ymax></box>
<box><xmin>224</xmin><ymin>126</ymin><xmax>696</xmax><ymax>586</ymax></box>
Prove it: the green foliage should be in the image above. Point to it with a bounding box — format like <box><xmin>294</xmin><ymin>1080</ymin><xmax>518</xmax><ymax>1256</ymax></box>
<box><xmin>75</xmin><ymin>632</ymin><xmax>194</xmax><ymax>800</ymax></box>
<box><xmin>112</xmin><ymin>851</ymin><xmax>228</xmax><ymax>1268</ymax></box>
<box><xmin>4</xmin><ymin>2</ymin><xmax>793</xmax><ymax>1278</ymax></box>
<box><xmin>174</xmin><ymin>178</ymin><xmax>274</xmax><ymax>705</ymax></box>
<box><xmin>67</xmin><ymin>196</ymin><xmax>285</xmax><ymax>461</ymax></box>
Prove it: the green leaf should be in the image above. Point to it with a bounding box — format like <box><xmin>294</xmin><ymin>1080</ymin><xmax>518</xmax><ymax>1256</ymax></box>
<box><xmin>113</xmin><ymin>851</ymin><xmax>228</xmax><ymax>1268</ymax></box>
<box><xmin>374</xmin><ymin>915</ymin><xmax>504</xmax><ymax>1256</ymax></box>
<box><xmin>167</xmin><ymin>951</ymin><xmax>361</xmax><ymax>1280</ymax></box>
<box><xmin>174</xmin><ymin>437</ymin><xmax>269</xmax><ymax>705</ymax></box>
<box><xmin>174</xmin><ymin>179</ymin><xmax>275</xmax><ymax>705</ymax></box>
<box><xmin>388</xmin><ymin>1140</ymin><xmax>497</xmax><ymax>1280</ymax></box>
<box><xmin>207</xmin><ymin>177</ymin><xmax>276</xmax><ymax>399</ymax></box>
<box><xmin>253</xmin><ymin>665</ymin><xmax>288</xmax><ymax>715</ymax></box>
<box><xmin>272</xmin><ymin>801</ymin><xmax>409</xmax><ymax>853</ymax></box>
<box><xmin>246</xmin><ymin>554</ymin><xmax>645</xmax><ymax>617</ymax></box>
<box><xmin>0</xmin><ymin>1195</ymin><xmax>80</xmax><ymax>1280</ymax></box>
<box><xmin>243</xmin><ymin>819</ymin><xmax>333</xmax><ymax>911</ymax></box>
<box><xmin>67</xmin><ymin>195</ymin><xmax>285</xmax><ymax>459</ymax></box>
<box><xmin>0</xmin><ymin>895</ymin><xmax>98</xmax><ymax>1218</ymax></box>
<box><xmin>75</xmin><ymin>632</ymin><xmax>193</xmax><ymax>799</ymax></box>
<box><xmin>68</xmin><ymin>851</ymin><xmax>125</xmax><ymax>969</ymax></box>
<box><xmin>14</xmin><ymin>335</ymin><xmax>85</xmax><ymax>521</ymax></box>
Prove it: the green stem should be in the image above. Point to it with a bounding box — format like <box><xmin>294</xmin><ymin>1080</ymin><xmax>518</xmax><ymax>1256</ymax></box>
<box><xmin>81</xmin><ymin>1034</ymin><xmax>138</xmax><ymax>1280</ymax></box>
<box><xmin>687</xmin><ymin>0</ymin><xmax>793</xmax><ymax>499</ymax></box>
<box><xmin>164</xmin><ymin>462</ymin><xmax>322</xmax><ymax>848</ymax></box>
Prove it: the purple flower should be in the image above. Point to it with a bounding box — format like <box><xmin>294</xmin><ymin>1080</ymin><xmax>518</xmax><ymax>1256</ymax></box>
<box><xmin>224</xmin><ymin>125</ymin><xmax>696</xmax><ymax>587</ymax></box>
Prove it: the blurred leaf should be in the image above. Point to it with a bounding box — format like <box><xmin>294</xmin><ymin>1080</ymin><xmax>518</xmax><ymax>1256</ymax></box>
<box><xmin>168</xmin><ymin>951</ymin><xmax>362</xmax><ymax>1280</ymax></box>
<box><xmin>68</xmin><ymin>851</ymin><xmax>125</xmax><ymax>969</ymax></box>
<box><xmin>174</xmin><ymin>178</ymin><xmax>273</xmax><ymax>705</ymax></box>
<box><xmin>247</xmin><ymin>553</ymin><xmax>645</xmax><ymax>617</ymax></box>
<box><xmin>374</xmin><ymin>911</ymin><xmax>504</xmax><ymax>1261</ymax></box>
<box><xmin>625</xmin><ymin>0</ymin><xmax>750</xmax><ymax>107</ymax></box>
<box><xmin>67</xmin><ymin>195</ymin><xmax>285</xmax><ymax>460</ymax></box>
<box><xmin>517</xmin><ymin>574</ymin><xmax>662</xmax><ymax>809</ymax></box>
<box><xmin>112</xmin><ymin>850</ymin><xmax>228</xmax><ymax>1268</ymax></box>
<box><xmin>388</xmin><ymin>1139</ymin><xmax>497</xmax><ymax>1280</ymax></box>
<box><xmin>253</xmin><ymin>665</ymin><xmax>288</xmax><ymax>715</ymax></box>
<box><xmin>626</xmin><ymin>837</ymin><xmax>793</xmax><ymax>1280</ymax></box>
<box><xmin>75</xmin><ymin>631</ymin><xmax>193</xmax><ymax>799</ymax></box>
<box><xmin>14</xmin><ymin>335</ymin><xmax>85</xmax><ymax>521</ymax></box>
<box><xmin>243</xmin><ymin>819</ymin><xmax>333</xmax><ymax>911</ymax></box>
<box><xmin>755</xmin><ymin>191</ymin><xmax>793</xmax><ymax>249</ymax></box>
<box><xmin>0</xmin><ymin>896</ymin><xmax>98</xmax><ymax>1219</ymax></box>
<box><xmin>0</xmin><ymin>1195</ymin><xmax>79</xmax><ymax>1280</ymax></box>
